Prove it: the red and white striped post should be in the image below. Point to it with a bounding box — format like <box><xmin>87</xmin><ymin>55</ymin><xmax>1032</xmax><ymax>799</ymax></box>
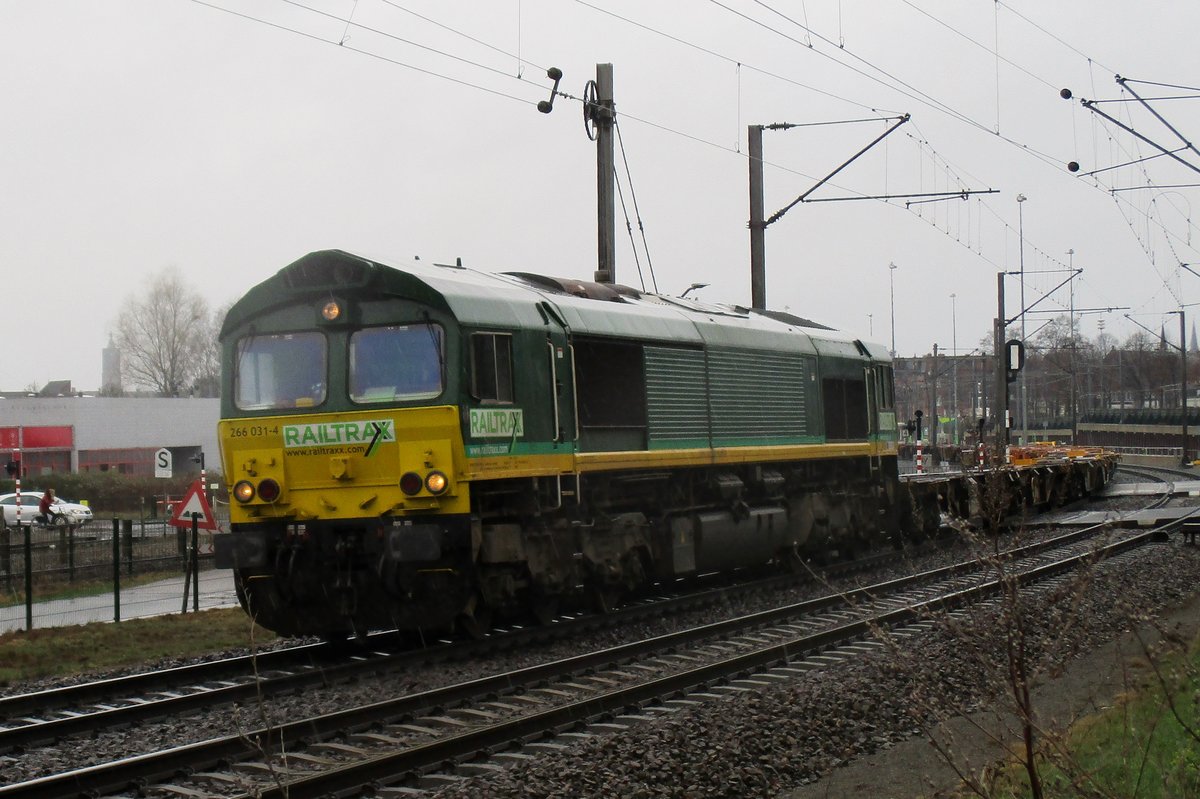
<box><xmin>916</xmin><ymin>440</ymin><xmax>925</xmax><ymax>475</ymax></box>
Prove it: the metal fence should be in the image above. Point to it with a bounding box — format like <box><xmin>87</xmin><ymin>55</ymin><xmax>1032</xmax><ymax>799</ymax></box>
<box><xmin>0</xmin><ymin>514</ymin><xmax>238</xmax><ymax>633</ymax></box>
<box><xmin>1101</xmin><ymin>446</ymin><xmax>1184</xmax><ymax>457</ymax></box>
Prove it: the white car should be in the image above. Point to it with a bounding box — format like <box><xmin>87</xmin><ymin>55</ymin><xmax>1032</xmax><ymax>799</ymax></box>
<box><xmin>0</xmin><ymin>492</ymin><xmax>94</xmax><ymax>528</ymax></box>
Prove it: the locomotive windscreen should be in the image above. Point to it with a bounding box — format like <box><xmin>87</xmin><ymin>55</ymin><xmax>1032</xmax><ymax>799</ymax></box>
<box><xmin>235</xmin><ymin>332</ymin><xmax>327</xmax><ymax>410</ymax></box>
<box><xmin>349</xmin><ymin>324</ymin><xmax>445</xmax><ymax>403</ymax></box>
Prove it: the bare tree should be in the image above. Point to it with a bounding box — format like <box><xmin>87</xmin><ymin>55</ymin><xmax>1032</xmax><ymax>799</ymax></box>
<box><xmin>191</xmin><ymin>301</ymin><xmax>231</xmax><ymax>398</ymax></box>
<box><xmin>112</xmin><ymin>267</ymin><xmax>211</xmax><ymax>397</ymax></box>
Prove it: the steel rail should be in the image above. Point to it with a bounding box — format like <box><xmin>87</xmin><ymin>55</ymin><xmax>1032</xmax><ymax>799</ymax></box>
<box><xmin>0</xmin><ymin>521</ymin><xmax>1155</xmax><ymax>799</ymax></box>
<box><xmin>238</xmin><ymin>528</ymin><xmax>1162</xmax><ymax>798</ymax></box>
<box><xmin>0</xmin><ymin>544</ymin><xmax>923</xmax><ymax>756</ymax></box>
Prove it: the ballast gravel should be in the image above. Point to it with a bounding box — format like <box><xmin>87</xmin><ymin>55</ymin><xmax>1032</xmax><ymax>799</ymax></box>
<box><xmin>426</xmin><ymin>542</ymin><xmax>1200</xmax><ymax>798</ymax></box>
<box><xmin>3</xmin><ymin>516</ymin><xmax>1199</xmax><ymax>797</ymax></box>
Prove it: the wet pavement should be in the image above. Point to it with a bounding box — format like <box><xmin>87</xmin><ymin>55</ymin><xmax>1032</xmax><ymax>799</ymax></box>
<box><xmin>0</xmin><ymin>568</ymin><xmax>239</xmax><ymax>634</ymax></box>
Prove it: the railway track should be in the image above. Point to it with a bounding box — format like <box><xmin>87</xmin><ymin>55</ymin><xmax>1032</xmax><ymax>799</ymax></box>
<box><xmin>0</xmin><ymin>515</ymin><xmax>1171</xmax><ymax>799</ymax></box>
<box><xmin>1118</xmin><ymin>462</ymin><xmax>1198</xmax><ymax>488</ymax></box>
<box><xmin>0</xmin><ymin>546</ymin><xmax>918</xmax><ymax>758</ymax></box>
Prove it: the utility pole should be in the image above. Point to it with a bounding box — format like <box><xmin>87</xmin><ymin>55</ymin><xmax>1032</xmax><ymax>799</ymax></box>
<box><xmin>1016</xmin><ymin>193</ymin><xmax>1028</xmax><ymax>445</ymax></box>
<box><xmin>994</xmin><ymin>273</ymin><xmax>1009</xmax><ymax>450</ymax></box>
<box><xmin>1178</xmin><ymin>309</ymin><xmax>1189</xmax><ymax>465</ymax></box>
<box><xmin>951</xmin><ymin>293</ymin><xmax>958</xmax><ymax>445</ymax></box>
<box><xmin>889</xmin><ymin>262</ymin><xmax>898</xmax><ymax>356</ymax></box>
<box><xmin>593</xmin><ymin>63</ymin><xmax>616</xmax><ymax>284</ymax></box>
<box><xmin>748</xmin><ymin>125</ymin><xmax>766</xmax><ymax>308</ymax></box>
<box><xmin>1068</xmin><ymin>249</ymin><xmax>1078</xmax><ymax>444</ymax></box>
<box><xmin>930</xmin><ymin>343</ymin><xmax>939</xmax><ymax>452</ymax></box>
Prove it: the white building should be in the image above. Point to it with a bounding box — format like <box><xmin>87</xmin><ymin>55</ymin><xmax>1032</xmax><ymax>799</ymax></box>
<box><xmin>1</xmin><ymin>397</ymin><xmax>219</xmax><ymax>477</ymax></box>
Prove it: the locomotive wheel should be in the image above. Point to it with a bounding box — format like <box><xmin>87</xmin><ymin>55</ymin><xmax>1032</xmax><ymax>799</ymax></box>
<box><xmin>531</xmin><ymin>595</ymin><xmax>561</xmax><ymax>626</ymax></box>
<box><xmin>456</xmin><ymin>592</ymin><xmax>494</xmax><ymax>640</ymax></box>
<box><xmin>782</xmin><ymin>545</ymin><xmax>807</xmax><ymax>575</ymax></box>
<box><xmin>588</xmin><ymin>584</ymin><xmax>622</xmax><ymax>614</ymax></box>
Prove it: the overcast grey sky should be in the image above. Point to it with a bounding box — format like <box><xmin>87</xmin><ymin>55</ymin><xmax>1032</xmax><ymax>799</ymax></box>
<box><xmin>3</xmin><ymin>1</ymin><xmax>1198</xmax><ymax>391</ymax></box>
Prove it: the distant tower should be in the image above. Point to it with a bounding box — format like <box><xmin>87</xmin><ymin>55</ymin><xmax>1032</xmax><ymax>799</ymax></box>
<box><xmin>1191</xmin><ymin>321</ymin><xmax>1198</xmax><ymax>353</ymax></box>
<box><xmin>102</xmin><ymin>337</ymin><xmax>122</xmax><ymax>393</ymax></box>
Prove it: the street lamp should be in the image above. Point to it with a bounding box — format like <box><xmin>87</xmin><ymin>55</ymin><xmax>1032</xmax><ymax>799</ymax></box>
<box><xmin>889</xmin><ymin>261</ymin><xmax>898</xmax><ymax>356</ymax></box>
<box><xmin>1016</xmin><ymin>193</ymin><xmax>1027</xmax><ymax>443</ymax></box>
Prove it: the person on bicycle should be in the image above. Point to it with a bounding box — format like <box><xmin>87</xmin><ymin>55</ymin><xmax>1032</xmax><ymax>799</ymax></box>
<box><xmin>38</xmin><ymin>488</ymin><xmax>56</xmax><ymax>525</ymax></box>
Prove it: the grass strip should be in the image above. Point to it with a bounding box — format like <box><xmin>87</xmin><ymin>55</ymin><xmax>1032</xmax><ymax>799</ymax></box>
<box><xmin>989</xmin><ymin>634</ymin><xmax>1200</xmax><ymax>798</ymax></box>
<box><xmin>0</xmin><ymin>609</ymin><xmax>277</xmax><ymax>686</ymax></box>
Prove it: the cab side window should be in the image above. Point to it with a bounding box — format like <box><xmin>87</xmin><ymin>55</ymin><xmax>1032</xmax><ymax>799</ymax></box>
<box><xmin>471</xmin><ymin>333</ymin><xmax>514</xmax><ymax>403</ymax></box>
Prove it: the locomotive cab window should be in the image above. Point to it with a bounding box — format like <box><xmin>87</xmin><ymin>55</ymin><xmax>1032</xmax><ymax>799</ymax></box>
<box><xmin>235</xmin><ymin>332</ymin><xmax>327</xmax><ymax>411</ymax></box>
<box><xmin>470</xmin><ymin>333</ymin><xmax>514</xmax><ymax>403</ymax></box>
<box><xmin>350</xmin><ymin>324</ymin><xmax>444</xmax><ymax>403</ymax></box>
<box><xmin>878</xmin><ymin>365</ymin><xmax>895</xmax><ymax>409</ymax></box>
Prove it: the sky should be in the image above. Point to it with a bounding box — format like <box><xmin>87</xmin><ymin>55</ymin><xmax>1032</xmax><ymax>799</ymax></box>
<box><xmin>3</xmin><ymin>1</ymin><xmax>1199</xmax><ymax>392</ymax></box>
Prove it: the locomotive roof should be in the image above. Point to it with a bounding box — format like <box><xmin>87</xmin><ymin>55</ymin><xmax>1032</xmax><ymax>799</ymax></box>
<box><xmin>224</xmin><ymin>250</ymin><xmax>890</xmax><ymax>363</ymax></box>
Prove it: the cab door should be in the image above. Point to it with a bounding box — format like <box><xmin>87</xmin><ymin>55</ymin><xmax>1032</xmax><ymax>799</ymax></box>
<box><xmin>538</xmin><ymin>301</ymin><xmax>576</xmax><ymax>447</ymax></box>
<box><xmin>536</xmin><ymin>301</ymin><xmax>578</xmax><ymax>511</ymax></box>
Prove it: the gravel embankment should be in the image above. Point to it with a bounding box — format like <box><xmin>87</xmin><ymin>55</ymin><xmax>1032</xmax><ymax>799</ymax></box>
<box><xmin>4</xmin><ymin>490</ymin><xmax>1195</xmax><ymax>794</ymax></box>
<box><xmin>428</xmin><ymin>542</ymin><xmax>1200</xmax><ymax>798</ymax></box>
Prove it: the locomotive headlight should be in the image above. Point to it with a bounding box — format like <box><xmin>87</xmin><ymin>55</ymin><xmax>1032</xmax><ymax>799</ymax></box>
<box><xmin>425</xmin><ymin>471</ymin><xmax>449</xmax><ymax>495</ymax></box>
<box><xmin>258</xmin><ymin>478</ymin><xmax>281</xmax><ymax>502</ymax></box>
<box><xmin>233</xmin><ymin>481</ymin><xmax>255</xmax><ymax>503</ymax></box>
<box><xmin>400</xmin><ymin>471</ymin><xmax>423</xmax><ymax>496</ymax></box>
<box><xmin>321</xmin><ymin>300</ymin><xmax>341</xmax><ymax>321</ymax></box>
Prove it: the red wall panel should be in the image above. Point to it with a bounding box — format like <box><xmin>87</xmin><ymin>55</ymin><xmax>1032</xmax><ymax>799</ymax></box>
<box><xmin>6</xmin><ymin>422</ymin><xmax>75</xmax><ymax>448</ymax></box>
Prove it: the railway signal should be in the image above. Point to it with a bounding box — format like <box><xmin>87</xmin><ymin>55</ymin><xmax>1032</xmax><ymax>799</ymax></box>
<box><xmin>1005</xmin><ymin>339</ymin><xmax>1024</xmax><ymax>383</ymax></box>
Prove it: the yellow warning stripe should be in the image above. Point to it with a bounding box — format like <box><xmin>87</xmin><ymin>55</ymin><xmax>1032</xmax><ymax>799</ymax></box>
<box><xmin>466</xmin><ymin>441</ymin><xmax>896</xmax><ymax>479</ymax></box>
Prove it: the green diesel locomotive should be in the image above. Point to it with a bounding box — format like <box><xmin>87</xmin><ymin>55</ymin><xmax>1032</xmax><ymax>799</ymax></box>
<box><xmin>214</xmin><ymin>249</ymin><xmax>904</xmax><ymax>637</ymax></box>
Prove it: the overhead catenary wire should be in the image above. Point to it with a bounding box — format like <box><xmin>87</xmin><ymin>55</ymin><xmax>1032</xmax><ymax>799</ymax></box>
<box><xmin>357</xmin><ymin>0</ymin><xmax>1152</xmax><ymax>292</ymax></box>
<box><xmin>996</xmin><ymin>0</ymin><xmax>1116</xmax><ymax>75</ymax></box>
<box><xmin>727</xmin><ymin>0</ymin><xmax>1067</xmax><ymax>172</ymax></box>
<box><xmin>192</xmin><ymin>0</ymin><xmax>1189</xmax><ymax>327</ymax></box>
<box><xmin>614</xmin><ymin>120</ymin><xmax>658</xmax><ymax>293</ymax></box>
<box><xmin>893</xmin><ymin>1</ymin><xmax>1062</xmax><ymax>92</ymax></box>
<box><xmin>376</xmin><ymin>0</ymin><xmax>548</xmax><ymax>79</ymax></box>
<box><xmin>278</xmin><ymin>0</ymin><xmax>532</xmax><ymax>83</ymax></box>
<box><xmin>571</xmin><ymin>0</ymin><xmax>900</xmax><ymax>116</ymax></box>
<box><xmin>612</xmin><ymin>164</ymin><xmax>647</xmax><ymax>293</ymax></box>
<box><xmin>189</xmin><ymin>0</ymin><xmax>539</xmax><ymax>107</ymax></box>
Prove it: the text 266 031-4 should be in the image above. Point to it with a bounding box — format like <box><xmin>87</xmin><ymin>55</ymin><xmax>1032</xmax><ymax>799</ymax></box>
<box><xmin>227</xmin><ymin>425</ymin><xmax>279</xmax><ymax>438</ymax></box>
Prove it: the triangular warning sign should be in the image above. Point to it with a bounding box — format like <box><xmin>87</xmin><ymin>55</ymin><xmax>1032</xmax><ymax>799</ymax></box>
<box><xmin>169</xmin><ymin>479</ymin><xmax>218</xmax><ymax>530</ymax></box>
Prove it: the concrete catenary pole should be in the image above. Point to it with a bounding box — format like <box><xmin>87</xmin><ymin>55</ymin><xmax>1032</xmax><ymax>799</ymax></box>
<box><xmin>748</xmin><ymin>125</ymin><xmax>766</xmax><ymax>309</ymax></box>
<box><xmin>593</xmin><ymin>63</ymin><xmax>616</xmax><ymax>285</ymax></box>
<box><xmin>995</xmin><ymin>273</ymin><xmax>1009</xmax><ymax>451</ymax></box>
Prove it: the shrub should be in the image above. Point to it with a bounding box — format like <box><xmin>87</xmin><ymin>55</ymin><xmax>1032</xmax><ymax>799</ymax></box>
<box><xmin>1</xmin><ymin>471</ymin><xmax>225</xmax><ymax>515</ymax></box>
